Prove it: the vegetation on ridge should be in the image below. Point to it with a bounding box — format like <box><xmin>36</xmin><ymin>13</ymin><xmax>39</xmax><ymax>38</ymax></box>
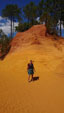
<box><xmin>0</xmin><ymin>0</ymin><xmax>64</xmax><ymax>58</ymax></box>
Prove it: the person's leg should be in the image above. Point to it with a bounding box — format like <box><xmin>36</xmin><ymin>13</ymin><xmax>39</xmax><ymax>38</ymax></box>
<box><xmin>31</xmin><ymin>74</ymin><xmax>33</xmax><ymax>80</ymax></box>
<box><xmin>28</xmin><ymin>75</ymin><xmax>30</xmax><ymax>81</ymax></box>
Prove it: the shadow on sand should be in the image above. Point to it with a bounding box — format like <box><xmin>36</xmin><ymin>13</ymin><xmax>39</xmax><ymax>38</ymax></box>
<box><xmin>33</xmin><ymin>76</ymin><xmax>39</xmax><ymax>81</ymax></box>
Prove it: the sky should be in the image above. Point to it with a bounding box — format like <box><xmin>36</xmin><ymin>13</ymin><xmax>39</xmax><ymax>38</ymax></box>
<box><xmin>0</xmin><ymin>0</ymin><xmax>64</xmax><ymax>37</ymax></box>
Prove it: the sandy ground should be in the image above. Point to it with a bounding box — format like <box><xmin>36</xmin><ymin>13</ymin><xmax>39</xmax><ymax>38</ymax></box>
<box><xmin>0</xmin><ymin>25</ymin><xmax>64</xmax><ymax>113</ymax></box>
<box><xmin>0</xmin><ymin>44</ymin><xmax>64</xmax><ymax>113</ymax></box>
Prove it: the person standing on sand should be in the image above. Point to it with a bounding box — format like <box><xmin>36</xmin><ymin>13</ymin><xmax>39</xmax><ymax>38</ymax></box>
<box><xmin>27</xmin><ymin>60</ymin><xmax>34</xmax><ymax>82</ymax></box>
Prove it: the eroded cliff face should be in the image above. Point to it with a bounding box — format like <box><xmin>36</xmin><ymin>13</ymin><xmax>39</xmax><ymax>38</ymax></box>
<box><xmin>10</xmin><ymin>25</ymin><xmax>47</xmax><ymax>52</ymax></box>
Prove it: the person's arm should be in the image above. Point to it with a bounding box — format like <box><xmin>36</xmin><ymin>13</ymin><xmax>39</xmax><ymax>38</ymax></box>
<box><xmin>34</xmin><ymin>67</ymin><xmax>36</xmax><ymax>72</ymax></box>
<box><xmin>33</xmin><ymin>64</ymin><xmax>36</xmax><ymax>72</ymax></box>
<box><xmin>27</xmin><ymin>65</ymin><xmax>28</xmax><ymax>71</ymax></box>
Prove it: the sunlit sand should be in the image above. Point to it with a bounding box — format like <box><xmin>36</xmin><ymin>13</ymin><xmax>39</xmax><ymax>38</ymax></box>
<box><xmin>0</xmin><ymin>25</ymin><xmax>64</xmax><ymax>113</ymax></box>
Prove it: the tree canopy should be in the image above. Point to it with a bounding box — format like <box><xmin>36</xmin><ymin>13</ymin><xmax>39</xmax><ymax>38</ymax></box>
<box><xmin>23</xmin><ymin>2</ymin><xmax>37</xmax><ymax>25</ymax></box>
<box><xmin>2</xmin><ymin>4</ymin><xmax>21</xmax><ymax>38</ymax></box>
<box><xmin>1</xmin><ymin>1</ymin><xmax>64</xmax><ymax>37</ymax></box>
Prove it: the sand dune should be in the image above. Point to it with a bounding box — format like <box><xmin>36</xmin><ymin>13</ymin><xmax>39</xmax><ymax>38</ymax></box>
<box><xmin>0</xmin><ymin>25</ymin><xmax>64</xmax><ymax>113</ymax></box>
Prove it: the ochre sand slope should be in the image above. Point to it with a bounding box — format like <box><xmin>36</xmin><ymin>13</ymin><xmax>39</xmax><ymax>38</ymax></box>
<box><xmin>0</xmin><ymin>25</ymin><xmax>64</xmax><ymax>113</ymax></box>
<box><xmin>10</xmin><ymin>25</ymin><xmax>47</xmax><ymax>52</ymax></box>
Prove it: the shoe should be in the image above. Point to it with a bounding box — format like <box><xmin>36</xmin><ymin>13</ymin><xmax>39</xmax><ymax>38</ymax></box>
<box><xmin>28</xmin><ymin>80</ymin><xmax>31</xmax><ymax>82</ymax></box>
<box><xmin>31</xmin><ymin>78</ymin><xmax>33</xmax><ymax>81</ymax></box>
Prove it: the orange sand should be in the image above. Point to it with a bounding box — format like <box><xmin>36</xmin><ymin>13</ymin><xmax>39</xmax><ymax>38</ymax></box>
<box><xmin>0</xmin><ymin>25</ymin><xmax>64</xmax><ymax>113</ymax></box>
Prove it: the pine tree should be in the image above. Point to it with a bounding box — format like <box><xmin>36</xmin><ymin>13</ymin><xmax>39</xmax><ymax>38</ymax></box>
<box><xmin>23</xmin><ymin>2</ymin><xmax>37</xmax><ymax>25</ymax></box>
<box><xmin>2</xmin><ymin>4</ymin><xmax>21</xmax><ymax>38</ymax></box>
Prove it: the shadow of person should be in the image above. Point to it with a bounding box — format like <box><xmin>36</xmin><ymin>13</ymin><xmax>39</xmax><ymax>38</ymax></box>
<box><xmin>33</xmin><ymin>76</ymin><xmax>39</xmax><ymax>81</ymax></box>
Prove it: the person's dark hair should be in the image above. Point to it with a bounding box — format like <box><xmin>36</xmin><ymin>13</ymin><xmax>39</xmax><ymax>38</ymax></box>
<box><xmin>30</xmin><ymin>60</ymin><xmax>32</xmax><ymax>63</ymax></box>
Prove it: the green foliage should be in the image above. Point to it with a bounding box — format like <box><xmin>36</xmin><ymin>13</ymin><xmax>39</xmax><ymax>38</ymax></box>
<box><xmin>16</xmin><ymin>20</ymin><xmax>39</xmax><ymax>32</ymax></box>
<box><xmin>23</xmin><ymin>2</ymin><xmax>37</xmax><ymax>25</ymax></box>
<box><xmin>0</xmin><ymin>29</ymin><xmax>11</xmax><ymax>55</ymax></box>
<box><xmin>2</xmin><ymin>4</ymin><xmax>21</xmax><ymax>20</ymax></box>
<box><xmin>16</xmin><ymin>23</ymin><xmax>30</xmax><ymax>32</ymax></box>
<box><xmin>38</xmin><ymin>0</ymin><xmax>44</xmax><ymax>16</ymax></box>
<box><xmin>39</xmin><ymin>0</ymin><xmax>64</xmax><ymax>36</ymax></box>
<box><xmin>2</xmin><ymin>4</ymin><xmax>21</xmax><ymax>38</ymax></box>
<box><xmin>2</xmin><ymin>0</ymin><xmax>64</xmax><ymax>38</ymax></box>
<box><xmin>1</xmin><ymin>0</ymin><xmax>64</xmax><ymax>59</ymax></box>
<box><xmin>0</xmin><ymin>37</ymin><xmax>10</xmax><ymax>54</ymax></box>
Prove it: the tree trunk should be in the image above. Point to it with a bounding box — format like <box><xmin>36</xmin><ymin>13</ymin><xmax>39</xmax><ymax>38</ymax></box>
<box><xmin>31</xmin><ymin>17</ymin><xmax>34</xmax><ymax>25</ymax></box>
<box><xmin>60</xmin><ymin>20</ymin><xmax>62</xmax><ymax>36</ymax></box>
<box><xmin>28</xmin><ymin>17</ymin><xmax>30</xmax><ymax>24</ymax></box>
<box><xmin>11</xmin><ymin>17</ymin><xmax>13</xmax><ymax>38</ymax></box>
<box><xmin>45</xmin><ymin>14</ymin><xmax>48</xmax><ymax>36</ymax></box>
<box><xmin>63</xmin><ymin>21</ymin><xmax>64</xmax><ymax>37</ymax></box>
<box><xmin>13</xmin><ymin>19</ymin><xmax>14</xmax><ymax>37</ymax></box>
